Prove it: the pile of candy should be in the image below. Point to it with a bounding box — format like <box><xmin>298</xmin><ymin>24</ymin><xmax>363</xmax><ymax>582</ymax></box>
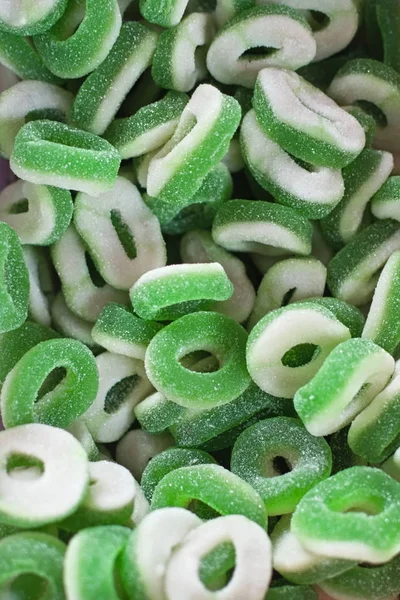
<box><xmin>1</xmin><ymin>0</ymin><xmax>400</xmax><ymax>599</ymax></box>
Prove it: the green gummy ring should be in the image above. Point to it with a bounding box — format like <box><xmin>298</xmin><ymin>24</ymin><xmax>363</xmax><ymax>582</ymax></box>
<box><xmin>0</xmin><ymin>532</ymin><xmax>66</xmax><ymax>600</ymax></box>
<box><xmin>0</xmin><ymin>31</ymin><xmax>61</xmax><ymax>83</ymax></box>
<box><xmin>253</xmin><ymin>68</ymin><xmax>365</xmax><ymax>169</ymax></box>
<box><xmin>10</xmin><ymin>120</ymin><xmax>121</xmax><ymax>196</ymax></box>
<box><xmin>371</xmin><ymin>176</ymin><xmax>400</xmax><ymax>222</ymax></box>
<box><xmin>231</xmin><ymin>417</ymin><xmax>332</xmax><ymax>516</ymax></box>
<box><xmin>152</xmin><ymin>12</ymin><xmax>215</xmax><ymax>92</ymax></box>
<box><xmin>321</xmin><ymin>148</ymin><xmax>393</xmax><ymax>249</ymax></box>
<box><xmin>302</xmin><ymin>297</ymin><xmax>365</xmax><ymax>338</ymax></box>
<box><xmin>207</xmin><ymin>6</ymin><xmax>316</xmax><ymax>88</ymax></box>
<box><xmin>0</xmin><ymin>180</ymin><xmax>73</xmax><ymax>246</ymax></box>
<box><xmin>71</xmin><ymin>22</ymin><xmax>157</xmax><ymax>136</ymax></box>
<box><xmin>0</xmin><ymin>337</ymin><xmax>99</xmax><ymax>429</ymax></box>
<box><xmin>240</xmin><ymin>110</ymin><xmax>344</xmax><ymax>220</ymax></box>
<box><xmin>246</xmin><ymin>301</ymin><xmax>351</xmax><ymax>399</ymax></box>
<box><xmin>294</xmin><ymin>338</ymin><xmax>394</xmax><ymax>437</ymax></box>
<box><xmin>327</xmin><ymin>219</ymin><xmax>400</xmax><ymax>306</ymax></box>
<box><xmin>328</xmin><ymin>58</ymin><xmax>400</xmax><ymax>153</ymax></box>
<box><xmin>0</xmin><ymin>0</ymin><xmax>68</xmax><ymax>35</ymax></box>
<box><xmin>92</xmin><ymin>303</ymin><xmax>163</xmax><ymax>361</ymax></box>
<box><xmin>64</xmin><ymin>525</ymin><xmax>130</xmax><ymax>600</ymax></box>
<box><xmin>146</xmin><ymin>84</ymin><xmax>241</xmax><ymax>204</ymax></box>
<box><xmin>212</xmin><ymin>198</ymin><xmax>313</xmax><ymax>256</ymax></box>
<box><xmin>139</xmin><ymin>0</ymin><xmax>190</xmax><ymax>27</ymax></box>
<box><xmin>130</xmin><ymin>263</ymin><xmax>234</xmax><ymax>321</ymax></box>
<box><xmin>145</xmin><ymin>311</ymin><xmax>250</xmax><ymax>408</ymax></box>
<box><xmin>105</xmin><ymin>91</ymin><xmax>189</xmax><ymax>159</ymax></box>
<box><xmin>34</xmin><ymin>0</ymin><xmax>122</xmax><ymax>79</ymax></box>
<box><xmin>0</xmin><ymin>423</ymin><xmax>89</xmax><ymax>527</ymax></box>
<box><xmin>291</xmin><ymin>466</ymin><xmax>400</xmax><ymax>564</ymax></box>
<box><xmin>151</xmin><ymin>464</ymin><xmax>268</xmax><ymax>528</ymax></box>
<box><xmin>0</xmin><ymin>222</ymin><xmax>29</xmax><ymax>334</ymax></box>
<box><xmin>141</xmin><ymin>447</ymin><xmax>216</xmax><ymax>501</ymax></box>
<box><xmin>348</xmin><ymin>359</ymin><xmax>400</xmax><ymax>464</ymax></box>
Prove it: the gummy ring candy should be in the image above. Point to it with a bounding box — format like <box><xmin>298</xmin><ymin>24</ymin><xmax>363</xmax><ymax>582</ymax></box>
<box><xmin>0</xmin><ymin>31</ymin><xmax>61</xmax><ymax>83</ymax></box>
<box><xmin>0</xmin><ymin>222</ymin><xmax>29</xmax><ymax>334</ymax></box>
<box><xmin>291</xmin><ymin>466</ymin><xmax>400</xmax><ymax>564</ymax></box>
<box><xmin>371</xmin><ymin>176</ymin><xmax>400</xmax><ymax>222</ymax></box>
<box><xmin>0</xmin><ymin>423</ymin><xmax>89</xmax><ymax>527</ymax></box>
<box><xmin>302</xmin><ymin>297</ymin><xmax>365</xmax><ymax>338</ymax></box>
<box><xmin>0</xmin><ymin>0</ymin><xmax>68</xmax><ymax>35</ymax></box>
<box><xmin>139</xmin><ymin>0</ymin><xmax>190</xmax><ymax>28</ymax></box>
<box><xmin>231</xmin><ymin>417</ymin><xmax>332</xmax><ymax>515</ymax></box>
<box><xmin>145</xmin><ymin>311</ymin><xmax>250</xmax><ymax>408</ymax></box>
<box><xmin>135</xmin><ymin>390</ymin><xmax>184</xmax><ymax>433</ymax></box>
<box><xmin>1</xmin><ymin>337</ymin><xmax>99</xmax><ymax>429</ymax></box>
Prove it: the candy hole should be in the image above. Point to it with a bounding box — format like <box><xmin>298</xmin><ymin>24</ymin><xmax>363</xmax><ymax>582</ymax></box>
<box><xmin>187</xmin><ymin>500</ymin><xmax>219</xmax><ymax>519</ymax></box>
<box><xmin>110</xmin><ymin>209</ymin><xmax>137</xmax><ymax>260</ymax></box>
<box><xmin>239</xmin><ymin>46</ymin><xmax>278</xmax><ymax>61</ymax></box>
<box><xmin>272</xmin><ymin>455</ymin><xmax>292</xmax><ymax>476</ymax></box>
<box><xmin>179</xmin><ymin>351</ymin><xmax>220</xmax><ymax>372</ymax></box>
<box><xmin>85</xmin><ymin>252</ymin><xmax>106</xmax><ymax>288</ymax></box>
<box><xmin>25</xmin><ymin>108</ymin><xmax>66</xmax><ymax>124</ymax></box>
<box><xmin>343</xmin><ymin>503</ymin><xmax>382</xmax><ymax>516</ymax></box>
<box><xmin>104</xmin><ymin>375</ymin><xmax>140</xmax><ymax>414</ymax></box>
<box><xmin>56</xmin><ymin>1</ymin><xmax>87</xmax><ymax>40</ymax></box>
<box><xmin>339</xmin><ymin>383</ymin><xmax>371</xmax><ymax>423</ymax></box>
<box><xmin>281</xmin><ymin>343</ymin><xmax>321</xmax><ymax>368</ymax></box>
<box><xmin>354</xmin><ymin>101</ymin><xmax>388</xmax><ymax>128</ymax></box>
<box><xmin>307</xmin><ymin>10</ymin><xmax>330</xmax><ymax>32</ymax></box>
<box><xmin>282</xmin><ymin>288</ymin><xmax>296</xmax><ymax>307</ymax></box>
<box><xmin>37</xmin><ymin>367</ymin><xmax>67</xmax><ymax>401</ymax></box>
<box><xmin>6</xmin><ymin>453</ymin><xmax>45</xmax><ymax>481</ymax></box>
<box><xmin>199</xmin><ymin>541</ymin><xmax>236</xmax><ymax>591</ymax></box>
<box><xmin>290</xmin><ymin>154</ymin><xmax>315</xmax><ymax>172</ymax></box>
<box><xmin>9</xmin><ymin>198</ymin><xmax>29</xmax><ymax>214</ymax></box>
<box><xmin>170</xmin><ymin>112</ymin><xmax>198</xmax><ymax>149</ymax></box>
<box><xmin>8</xmin><ymin>574</ymin><xmax>48</xmax><ymax>599</ymax></box>
<box><xmin>329</xmin><ymin>493</ymin><xmax>384</xmax><ymax>515</ymax></box>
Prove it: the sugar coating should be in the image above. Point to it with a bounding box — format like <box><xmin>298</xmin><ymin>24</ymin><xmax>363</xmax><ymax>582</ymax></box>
<box><xmin>23</xmin><ymin>246</ymin><xmax>52</xmax><ymax>328</ymax></box>
<box><xmin>0</xmin><ymin>0</ymin><xmax>68</xmax><ymax>35</ymax></box>
<box><xmin>51</xmin><ymin>292</ymin><xmax>98</xmax><ymax>349</ymax></box>
<box><xmin>116</xmin><ymin>429</ymin><xmax>174</xmax><ymax>482</ymax></box>
<box><xmin>371</xmin><ymin>175</ymin><xmax>400</xmax><ymax>221</ymax></box>
<box><xmin>0</xmin><ymin>221</ymin><xmax>29</xmax><ymax>333</ymax></box>
<box><xmin>135</xmin><ymin>390</ymin><xmax>185</xmax><ymax>433</ymax></box>
<box><xmin>0</xmin><ymin>30</ymin><xmax>61</xmax><ymax>83</ymax></box>
<box><xmin>140</xmin><ymin>0</ymin><xmax>190</xmax><ymax>27</ymax></box>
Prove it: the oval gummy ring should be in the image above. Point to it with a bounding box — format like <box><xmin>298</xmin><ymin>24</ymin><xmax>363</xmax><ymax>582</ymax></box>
<box><xmin>0</xmin><ymin>337</ymin><xmax>99</xmax><ymax>429</ymax></box>
<box><xmin>130</xmin><ymin>263</ymin><xmax>233</xmax><ymax>321</ymax></box>
<box><xmin>151</xmin><ymin>464</ymin><xmax>267</xmax><ymax>527</ymax></box>
<box><xmin>34</xmin><ymin>0</ymin><xmax>122</xmax><ymax>79</ymax></box>
<box><xmin>0</xmin><ymin>221</ymin><xmax>29</xmax><ymax>334</ymax></box>
<box><xmin>246</xmin><ymin>301</ymin><xmax>351</xmax><ymax>399</ymax></box>
<box><xmin>10</xmin><ymin>120</ymin><xmax>121</xmax><ymax>196</ymax></box>
<box><xmin>207</xmin><ymin>6</ymin><xmax>316</xmax><ymax>89</ymax></box>
<box><xmin>291</xmin><ymin>466</ymin><xmax>400</xmax><ymax>564</ymax></box>
<box><xmin>0</xmin><ymin>423</ymin><xmax>89</xmax><ymax>527</ymax></box>
<box><xmin>145</xmin><ymin>311</ymin><xmax>250</xmax><ymax>408</ymax></box>
<box><xmin>231</xmin><ymin>417</ymin><xmax>332</xmax><ymax>516</ymax></box>
<box><xmin>0</xmin><ymin>0</ymin><xmax>68</xmax><ymax>35</ymax></box>
<box><xmin>0</xmin><ymin>532</ymin><xmax>66</xmax><ymax>600</ymax></box>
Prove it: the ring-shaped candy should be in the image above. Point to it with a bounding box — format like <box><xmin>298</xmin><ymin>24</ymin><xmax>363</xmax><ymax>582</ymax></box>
<box><xmin>1</xmin><ymin>337</ymin><xmax>99</xmax><ymax>429</ymax></box>
<box><xmin>371</xmin><ymin>176</ymin><xmax>400</xmax><ymax>222</ymax></box>
<box><xmin>0</xmin><ymin>423</ymin><xmax>89</xmax><ymax>527</ymax></box>
<box><xmin>291</xmin><ymin>466</ymin><xmax>400</xmax><ymax>564</ymax></box>
<box><xmin>0</xmin><ymin>0</ymin><xmax>68</xmax><ymax>35</ymax></box>
<box><xmin>0</xmin><ymin>31</ymin><xmax>60</xmax><ymax>83</ymax></box>
<box><xmin>145</xmin><ymin>311</ymin><xmax>250</xmax><ymax>408</ymax></box>
<box><xmin>302</xmin><ymin>297</ymin><xmax>365</xmax><ymax>338</ymax></box>
<box><xmin>231</xmin><ymin>417</ymin><xmax>332</xmax><ymax>516</ymax></box>
<box><xmin>10</xmin><ymin>120</ymin><xmax>121</xmax><ymax>196</ymax></box>
<box><xmin>0</xmin><ymin>222</ymin><xmax>29</xmax><ymax>334</ymax></box>
<box><xmin>34</xmin><ymin>0</ymin><xmax>122</xmax><ymax>79</ymax></box>
<box><xmin>135</xmin><ymin>391</ymin><xmax>184</xmax><ymax>433</ymax></box>
<box><xmin>139</xmin><ymin>0</ymin><xmax>190</xmax><ymax>27</ymax></box>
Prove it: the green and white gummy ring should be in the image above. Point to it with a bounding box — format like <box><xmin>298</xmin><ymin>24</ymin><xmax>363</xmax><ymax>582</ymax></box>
<box><xmin>327</xmin><ymin>219</ymin><xmax>400</xmax><ymax>306</ymax></box>
<box><xmin>0</xmin><ymin>31</ymin><xmax>61</xmax><ymax>83</ymax></box>
<box><xmin>64</xmin><ymin>525</ymin><xmax>130</xmax><ymax>600</ymax></box>
<box><xmin>51</xmin><ymin>292</ymin><xmax>99</xmax><ymax>350</ymax></box>
<box><xmin>34</xmin><ymin>0</ymin><xmax>122</xmax><ymax>79</ymax></box>
<box><xmin>328</xmin><ymin>59</ymin><xmax>400</xmax><ymax>153</ymax></box>
<box><xmin>0</xmin><ymin>180</ymin><xmax>73</xmax><ymax>246</ymax></box>
<box><xmin>371</xmin><ymin>176</ymin><xmax>400</xmax><ymax>222</ymax></box>
<box><xmin>253</xmin><ymin>68</ymin><xmax>365</xmax><ymax>169</ymax></box>
<box><xmin>207</xmin><ymin>6</ymin><xmax>316</xmax><ymax>89</ymax></box>
<box><xmin>51</xmin><ymin>225</ymin><xmax>128</xmax><ymax>322</ymax></box>
<box><xmin>362</xmin><ymin>250</ymin><xmax>400</xmax><ymax>354</ymax></box>
<box><xmin>180</xmin><ymin>229</ymin><xmax>256</xmax><ymax>323</ymax></box>
<box><xmin>105</xmin><ymin>91</ymin><xmax>189</xmax><ymax>159</ymax></box>
<box><xmin>165</xmin><ymin>515</ymin><xmax>272</xmax><ymax>600</ymax></box>
<box><xmin>141</xmin><ymin>447</ymin><xmax>216</xmax><ymax>502</ymax></box>
<box><xmin>291</xmin><ymin>466</ymin><xmax>400</xmax><ymax>564</ymax></box>
<box><xmin>0</xmin><ymin>222</ymin><xmax>29</xmax><ymax>333</ymax></box>
<box><xmin>0</xmin><ymin>0</ymin><xmax>67</xmax><ymax>35</ymax></box>
<box><xmin>348</xmin><ymin>359</ymin><xmax>400</xmax><ymax>464</ymax></box>
<box><xmin>212</xmin><ymin>199</ymin><xmax>313</xmax><ymax>256</ymax></box>
<box><xmin>0</xmin><ymin>423</ymin><xmax>89</xmax><ymax>527</ymax></box>
<box><xmin>139</xmin><ymin>0</ymin><xmax>190</xmax><ymax>27</ymax></box>
<box><xmin>321</xmin><ymin>148</ymin><xmax>394</xmax><ymax>248</ymax></box>
<box><xmin>82</xmin><ymin>351</ymin><xmax>153</xmax><ymax>443</ymax></box>
<box><xmin>130</xmin><ymin>263</ymin><xmax>233</xmax><ymax>321</ymax></box>
<box><xmin>74</xmin><ymin>177</ymin><xmax>166</xmax><ymax>291</ymax></box>
<box><xmin>0</xmin><ymin>532</ymin><xmax>66</xmax><ymax>600</ymax></box>
<box><xmin>120</xmin><ymin>508</ymin><xmax>202</xmax><ymax>600</ymax></box>
<box><xmin>92</xmin><ymin>303</ymin><xmax>163</xmax><ymax>360</ymax></box>
<box><xmin>151</xmin><ymin>464</ymin><xmax>267</xmax><ymax>527</ymax></box>
<box><xmin>135</xmin><ymin>390</ymin><xmax>184</xmax><ymax>433</ymax></box>
<box><xmin>116</xmin><ymin>429</ymin><xmax>174</xmax><ymax>482</ymax></box>
<box><xmin>152</xmin><ymin>12</ymin><xmax>215</xmax><ymax>92</ymax></box>
<box><xmin>240</xmin><ymin>111</ymin><xmax>344</xmax><ymax>220</ymax></box>
<box><xmin>231</xmin><ymin>417</ymin><xmax>332</xmax><ymax>516</ymax></box>
<box><xmin>145</xmin><ymin>311</ymin><xmax>250</xmax><ymax>408</ymax></box>
<box><xmin>0</xmin><ymin>80</ymin><xmax>73</xmax><ymax>158</ymax></box>
<box><xmin>271</xmin><ymin>515</ymin><xmax>355</xmax><ymax>586</ymax></box>
<box><xmin>10</xmin><ymin>120</ymin><xmax>121</xmax><ymax>196</ymax></box>
<box><xmin>294</xmin><ymin>338</ymin><xmax>394</xmax><ymax>437</ymax></box>
<box><xmin>246</xmin><ymin>301</ymin><xmax>351</xmax><ymax>399</ymax></box>
<box><xmin>247</xmin><ymin>257</ymin><xmax>327</xmax><ymax>330</ymax></box>
<box><xmin>146</xmin><ymin>84</ymin><xmax>241</xmax><ymax>203</ymax></box>
<box><xmin>71</xmin><ymin>22</ymin><xmax>157</xmax><ymax>136</ymax></box>
<box><xmin>61</xmin><ymin>461</ymin><xmax>136</xmax><ymax>530</ymax></box>
<box><xmin>23</xmin><ymin>246</ymin><xmax>52</xmax><ymax>327</ymax></box>
<box><xmin>0</xmin><ymin>337</ymin><xmax>99</xmax><ymax>429</ymax></box>
<box><xmin>302</xmin><ymin>297</ymin><xmax>365</xmax><ymax>338</ymax></box>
